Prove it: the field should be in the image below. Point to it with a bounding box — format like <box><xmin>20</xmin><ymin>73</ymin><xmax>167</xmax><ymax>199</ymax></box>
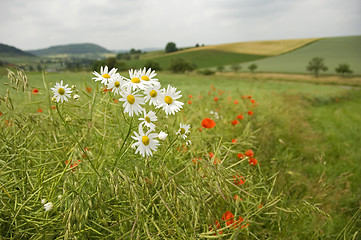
<box><xmin>181</xmin><ymin>38</ymin><xmax>320</xmax><ymax>56</ymax></box>
<box><xmin>0</xmin><ymin>68</ymin><xmax>360</xmax><ymax>239</ymax></box>
<box><xmin>241</xmin><ymin>35</ymin><xmax>361</xmax><ymax>74</ymax></box>
<box><xmin>128</xmin><ymin>50</ymin><xmax>266</xmax><ymax>70</ymax></box>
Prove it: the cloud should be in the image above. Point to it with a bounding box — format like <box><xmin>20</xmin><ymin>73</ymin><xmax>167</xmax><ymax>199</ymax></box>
<box><xmin>0</xmin><ymin>0</ymin><xmax>360</xmax><ymax>50</ymax></box>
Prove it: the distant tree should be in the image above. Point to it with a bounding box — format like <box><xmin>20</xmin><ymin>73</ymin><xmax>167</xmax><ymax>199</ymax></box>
<box><xmin>165</xmin><ymin>42</ymin><xmax>178</xmax><ymax>53</ymax></box>
<box><xmin>169</xmin><ymin>58</ymin><xmax>196</xmax><ymax>73</ymax></box>
<box><xmin>217</xmin><ymin>65</ymin><xmax>224</xmax><ymax>72</ymax></box>
<box><xmin>28</xmin><ymin>65</ymin><xmax>34</xmax><ymax>71</ymax></box>
<box><xmin>144</xmin><ymin>60</ymin><xmax>161</xmax><ymax>71</ymax></box>
<box><xmin>231</xmin><ymin>64</ymin><xmax>241</xmax><ymax>72</ymax></box>
<box><xmin>335</xmin><ymin>63</ymin><xmax>353</xmax><ymax>77</ymax></box>
<box><xmin>36</xmin><ymin>64</ymin><xmax>43</xmax><ymax>71</ymax></box>
<box><xmin>306</xmin><ymin>57</ymin><xmax>328</xmax><ymax>77</ymax></box>
<box><xmin>116</xmin><ymin>52</ymin><xmax>131</xmax><ymax>61</ymax></box>
<box><xmin>248</xmin><ymin>64</ymin><xmax>258</xmax><ymax>73</ymax></box>
<box><xmin>106</xmin><ymin>57</ymin><xmax>117</xmax><ymax>69</ymax></box>
<box><xmin>195</xmin><ymin>43</ymin><xmax>200</xmax><ymax>47</ymax></box>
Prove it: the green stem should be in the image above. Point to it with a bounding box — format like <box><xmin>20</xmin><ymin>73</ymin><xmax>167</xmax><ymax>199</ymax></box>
<box><xmin>56</xmin><ymin>104</ymin><xmax>100</xmax><ymax>177</ymax></box>
<box><xmin>160</xmin><ymin>135</ymin><xmax>178</xmax><ymax>166</ymax></box>
<box><xmin>112</xmin><ymin>116</ymin><xmax>134</xmax><ymax>172</ymax></box>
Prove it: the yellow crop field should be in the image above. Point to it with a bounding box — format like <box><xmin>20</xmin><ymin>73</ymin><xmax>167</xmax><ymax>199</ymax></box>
<box><xmin>186</xmin><ymin>38</ymin><xmax>321</xmax><ymax>56</ymax></box>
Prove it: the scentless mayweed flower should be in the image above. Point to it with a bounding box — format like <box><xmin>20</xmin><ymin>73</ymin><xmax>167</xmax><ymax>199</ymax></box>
<box><xmin>138</xmin><ymin>67</ymin><xmax>159</xmax><ymax>86</ymax></box>
<box><xmin>126</xmin><ymin>69</ymin><xmax>149</xmax><ymax>90</ymax></box>
<box><xmin>143</xmin><ymin>84</ymin><xmax>162</xmax><ymax>107</ymax></box>
<box><xmin>139</xmin><ymin>110</ymin><xmax>157</xmax><ymax>130</ymax></box>
<box><xmin>119</xmin><ymin>87</ymin><xmax>145</xmax><ymax>117</ymax></box>
<box><xmin>158</xmin><ymin>85</ymin><xmax>184</xmax><ymax>115</ymax></box>
<box><xmin>51</xmin><ymin>80</ymin><xmax>72</xmax><ymax>103</ymax></box>
<box><xmin>92</xmin><ymin>66</ymin><xmax>117</xmax><ymax>85</ymax></box>
<box><xmin>176</xmin><ymin>123</ymin><xmax>190</xmax><ymax>139</ymax></box>
<box><xmin>132</xmin><ymin>125</ymin><xmax>159</xmax><ymax>157</ymax></box>
<box><xmin>107</xmin><ymin>74</ymin><xmax>125</xmax><ymax>95</ymax></box>
<box><xmin>43</xmin><ymin>202</ymin><xmax>53</xmax><ymax>211</ymax></box>
<box><xmin>157</xmin><ymin>131</ymin><xmax>168</xmax><ymax>140</ymax></box>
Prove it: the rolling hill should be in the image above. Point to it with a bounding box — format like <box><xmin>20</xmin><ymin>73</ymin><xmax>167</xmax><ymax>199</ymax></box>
<box><xmin>28</xmin><ymin>43</ymin><xmax>113</xmax><ymax>58</ymax></box>
<box><xmin>236</xmin><ymin>35</ymin><xmax>361</xmax><ymax>74</ymax></box>
<box><xmin>0</xmin><ymin>43</ymin><xmax>36</xmax><ymax>57</ymax></box>
<box><xmin>128</xmin><ymin>37</ymin><xmax>321</xmax><ymax>70</ymax></box>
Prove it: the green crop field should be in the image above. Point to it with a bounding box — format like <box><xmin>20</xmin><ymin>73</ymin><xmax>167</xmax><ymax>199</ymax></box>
<box><xmin>238</xmin><ymin>35</ymin><xmax>361</xmax><ymax>74</ymax></box>
<box><xmin>128</xmin><ymin>49</ymin><xmax>266</xmax><ymax>70</ymax></box>
<box><xmin>1</xmin><ymin>69</ymin><xmax>360</xmax><ymax>238</ymax></box>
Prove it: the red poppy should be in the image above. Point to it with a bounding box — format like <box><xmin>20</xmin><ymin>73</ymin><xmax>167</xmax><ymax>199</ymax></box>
<box><xmin>234</xmin><ymin>194</ymin><xmax>243</xmax><ymax>202</ymax></box>
<box><xmin>32</xmin><ymin>88</ymin><xmax>39</xmax><ymax>95</ymax></box>
<box><xmin>208</xmin><ymin>152</ymin><xmax>215</xmax><ymax>158</ymax></box>
<box><xmin>236</xmin><ymin>114</ymin><xmax>243</xmax><ymax>120</ymax></box>
<box><xmin>201</xmin><ymin>118</ymin><xmax>216</xmax><ymax>129</ymax></box>
<box><xmin>209</xmin><ymin>220</ymin><xmax>223</xmax><ymax>235</ymax></box>
<box><xmin>233</xmin><ymin>175</ymin><xmax>245</xmax><ymax>185</ymax></box>
<box><xmin>0</xmin><ymin>112</ymin><xmax>2</xmax><ymax>116</ymax></box>
<box><xmin>86</xmin><ymin>86</ymin><xmax>92</xmax><ymax>93</ymax></box>
<box><xmin>198</xmin><ymin>127</ymin><xmax>203</xmax><ymax>132</ymax></box>
<box><xmin>248</xmin><ymin>158</ymin><xmax>258</xmax><ymax>166</ymax></box>
<box><xmin>251</xmin><ymin>99</ymin><xmax>256</xmax><ymax>103</ymax></box>
<box><xmin>192</xmin><ymin>157</ymin><xmax>202</xmax><ymax>164</ymax></box>
<box><xmin>51</xmin><ymin>105</ymin><xmax>56</xmax><ymax>109</ymax></box>
<box><xmin>188</xmin><ymin>101</ymin><xmax>192</xmax><ymax>104</ymax></box>
<box><xmin>234</xmin><ymin>100</ymin><xmax>239</xmax><ymax>104</ymax></box>
<box><xmin>237</xmin><ymin>153</ymin><xmax>245</xmax><ymax>159</ymax></box>
<box><xmin>231</xmin><ymin>119</ymin><xmax>239</xmax><ymax>126</ymax></box>
<box><xmin>113</xmin><ymin>98</ymin><xmax>119</xmax><ymax>103</ymax></box>
<box><xmin>245</xmin><ymin>149</ymin><xmax>254</xmax><ymax>157</ymax></box>
<box><xmin>247</xmin><ymin>110</ymin><xmax>253</xmax><ymax>115</ymax></box>
<box><xmin>222</xmin><ymin>210</ymin><xmax>235</xmax><ymax>226</ymax></box>
<box><xmin>248</xmin><ymin>96</ymin><xmax>252</xmax><ymax>99</ymax></box>
<box><xmin>189</xmin><ymin>94</ymin><xmax>193</xmax><ymax>99</ymax></box>
<box><xmin>232</xmin><ymin>138</ymin><xmax>237</xmax><ymax>143</ymax></box>
<box><xmin>232</xmin><ymin>216</ymin><xmax>245</xmax><ymax>229</ymax></box>
<box><xmin>214</xmin><ymin>97</ymin><xmax>218</xmax><ymax>102</ymax></box>
<box><xmin>37</xmin><ymin>109</ymin><xmax>43</xmax><ymax>113</ymax></box>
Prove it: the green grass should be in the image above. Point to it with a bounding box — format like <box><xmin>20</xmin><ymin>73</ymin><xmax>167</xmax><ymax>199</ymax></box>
<box><xmin>0</xmin><ymin>70</ymin><xmax>360</xmax><ymax>239</ymax></box>
<box><xmin>241</xmin><ymin>36</ymin><xmax>361</xmax><ymax>74</ymax></box>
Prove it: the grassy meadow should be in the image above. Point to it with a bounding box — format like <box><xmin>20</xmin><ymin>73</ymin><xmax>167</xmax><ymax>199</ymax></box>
<box><xmin>0</xmin><ymin>68</ymin><xmax>360</xmax><ymax>239</ymax></box>
<box><xmin>241</xmin><ymin>36</ymin><xmax>361</xmax><ymax>74</ymax></box>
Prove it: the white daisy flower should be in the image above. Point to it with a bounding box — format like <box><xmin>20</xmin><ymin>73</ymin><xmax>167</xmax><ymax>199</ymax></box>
<box><xmin>158</xmin><ymin>85</ymin><xmax>184</xmax><ymax>115</ymax></box>
<box><xmin>143</xmin><ymin>84</ymin><xmax>162</xmax><ymax>107</ymax></box>
<box><xmin>131</xmin><ymin>125</ymin><xmax>160</xmax><ymax>157</ymax></box>
<box><xmin>92</xmin><ymin>66</ymin><xmax>117</xmax><ymax>85</ymax></box>
<box><xmin>119</xmin><ymin>87</ymin><xmax>145</xmax><ymax>117</ymax></box>
<box><xmin>107</xmin><ymin>73</ymin><xmax>125</xmax><ymax>95</ymax></box>
<box><xmin>50</xmin><ymin>80</ymin><xmax>72</xmax><ymax>103</ymax></box>
<box><xmin>44</xmin><ymin>202</ymin><xmax>53</xmax><ymax>211</ymax></box>
<box><xmin>124</xmin><ymin>69</ymin><xmax>149</xmax><ymax>91</ymax></box>
<box><xmin>73</xmin><ymin>94</ymin><xmax>80</xmax><ymax>100</ymax></box>
<box><xmin>176</xmin><ymin>123</ymin><xmax>190</xmax><ymax>139</ymax></box>
<box><xmin>139</xmin><ymin>110</ymin><xmax>157</xmax><ymax>130</ymax></box>
<box><xmin>158</xmin><ymin>131</ymin><xmax>168</xmax><ymax>141</ymax></box>
<box><xmin>139</xmin><ymin>67</ymin><xmax>159</xmax><ymax>86</ymax></box>
<box><xmin>41</xmin><ymin>199</ymin><xmax>47</xmax><ymax>204</ymax></box>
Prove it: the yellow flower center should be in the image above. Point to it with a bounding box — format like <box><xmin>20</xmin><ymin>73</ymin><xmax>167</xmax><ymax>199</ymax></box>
<box><xmin>180</xmin><ymin>128</ymin><xmax>186</xmax><ymax>134</ymax></box>
<box><xmin>164</xmin><ymin>96</ymin><xmax>173</xmax><ymax>104</ymax></box>
<box><xmin>142</xmin><ymin>136</ymin><xmax>150</xmax><ymax>145</ymax></box>
<box><xmin>127</xmin><ymin>95</ymin><xmax>135</xmax><ymax>104</ymax></box>
<box><xmin>58</xmin><ymin>87</ymin><xmax>65</xmax><ymax>95</ymax></box>
<box><xmin>145</xmin><ymin>116</ymin><xmax>151</xmax><ymax>123</ymax></box>
<box><xmin>114</xmin><ymin>81</ymin><xmax>120</xmax><ymax>88</ymax></box>
<box><xmin>150</xmin><ymin>90</ymin><xmax>157</xmax><ymax>98</ymax></box>
<box><xmin>102</xmin><ymin>73</ymin><xmax>111</xmax><ymax>78</ymax></box>
<box><xmin>131</xmin><ymin>77</ymin><xmax>140</xmax><ymax>83</ymax></box>
<box><xmin>141</xmin><ymin>76</ymin><xmax>150</xmax><ymax>81</ymax></box>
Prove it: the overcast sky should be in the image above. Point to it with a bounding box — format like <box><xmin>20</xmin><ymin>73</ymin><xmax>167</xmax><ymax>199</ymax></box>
<box><xmin>1</xmin><ymin>0</ymin><xmax>360</xmax><ymax>51</ymax></box>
